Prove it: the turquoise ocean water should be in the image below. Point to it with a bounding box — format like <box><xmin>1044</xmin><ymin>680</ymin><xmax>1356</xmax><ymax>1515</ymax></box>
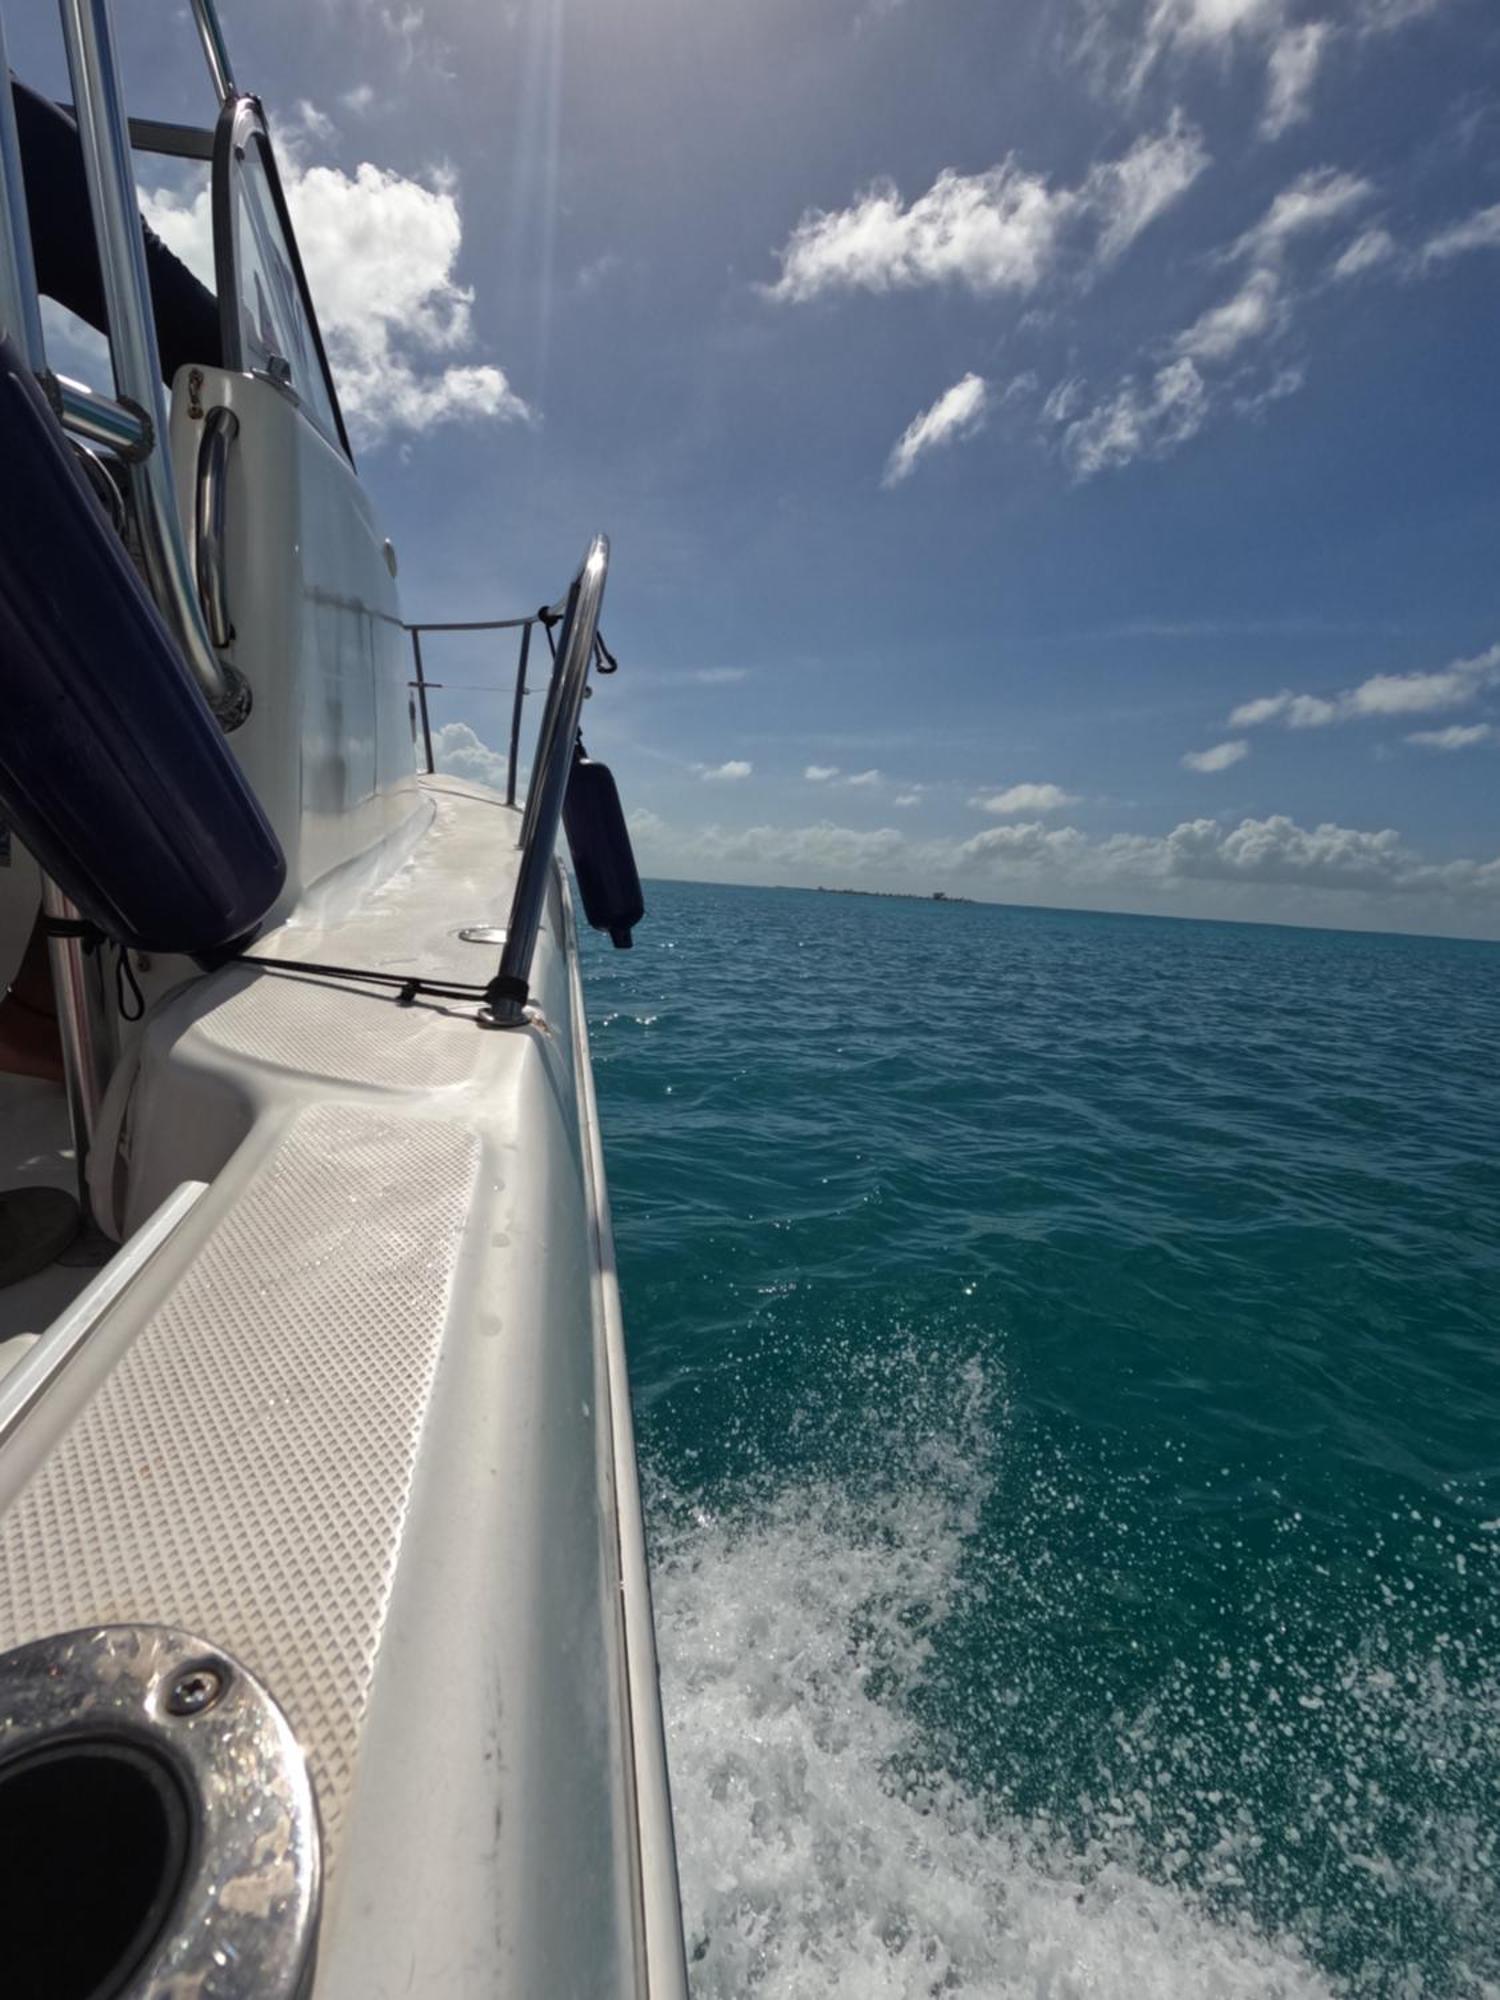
<box><xmin>583</xmin><ymin>881</ymin><xmax>1500</xmax><ymax>2000</ymax></box>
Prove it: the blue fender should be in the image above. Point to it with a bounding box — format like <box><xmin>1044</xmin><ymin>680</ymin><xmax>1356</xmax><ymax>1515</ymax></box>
<box><xmin>0</xmin><ymin>337</ymin><xmax>285</xmax><ymax>954</ymax></box>
<box><xmin>563</xmin><ymin>752</ymin><xmax>644</xmax><ymax>949</ymax></box>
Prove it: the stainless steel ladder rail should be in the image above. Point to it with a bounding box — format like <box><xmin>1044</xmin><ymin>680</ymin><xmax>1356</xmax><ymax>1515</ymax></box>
<box><xmin>0</xmin><ymin>0</ymin><xmax>248</xmax><ymax>723</ymax></box>
<box><xmin>483</xmin><ymin>535</ymin><xmax>609</xmax><ymax>1026</ymax></box>
<box><xmin>56</xmin><ymin>0</ymin><xmax>248</xmax><ymax>725</ymax></box>
<box><xmin>0</xmin><ymin>0</ymin><xmax>248</xmax><ymax>1217</ymax></box>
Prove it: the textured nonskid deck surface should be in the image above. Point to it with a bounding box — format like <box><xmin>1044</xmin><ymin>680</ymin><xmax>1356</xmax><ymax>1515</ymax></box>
<box><xmin>0</xmin><ymin>1103</ymin><xmax>477</xmax><ymax>1844</ymax></box>
<box><xmin>0</xmin><ymin>778</ymin><xmax>684</xmax><ymax>1996</ymax></box>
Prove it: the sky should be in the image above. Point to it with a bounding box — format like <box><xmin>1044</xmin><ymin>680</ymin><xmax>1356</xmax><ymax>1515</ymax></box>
<box><xmin>14</xmin><ymin>0</ymin><xmax>1500</xmax><ymax>936</ymax></box>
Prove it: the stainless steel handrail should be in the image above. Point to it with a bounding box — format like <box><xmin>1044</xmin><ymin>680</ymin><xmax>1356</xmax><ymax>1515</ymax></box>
<box><xmin>195</xmin><ymin>405</ymin><xmax>238</xmax><ymax>647</ymax></box>
<box><xmin>57</xmin><ymin>0</ymin><xmax>250</xmax><ymax>728</ymax></box>
<box><xmin>3</xmin><ymin>23</ymin><xmax>152</xmax><ymax>476</ymax></box>
<box><xmin>483</xmin><ymin>535</ymin><xmax>609</xmax><ymax>1026</ymax></box>
<box><xmin>3</xmin><ymin>26</ymin><xmax>127</xmax><ymax>1229</ymax></box>
<box><xmin>41</xmin><ymin>879</ymin><xmax>116</xmax><ymax>1223</ymax></box>
<box><xmin>0</xmin><ymin>12</ymin><xmax>48</xmax><ymax>370</ymax></box>
<box><xmin>55</xmin><ymin>372</ymin><xmax>152</xmax><ymax>457</ymax></box>
<box><xmin>404</xmin><ymin>609</ymin><xmax>550</xmax><ymax>800</ymax></box>
<box><xmin>187</xmin><ymin>0</ymin><xmax>237</xmax><ymax>104</ymax></box>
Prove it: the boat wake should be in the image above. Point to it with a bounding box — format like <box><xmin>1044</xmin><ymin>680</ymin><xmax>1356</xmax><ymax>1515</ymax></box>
<box><xmin>644</xmin><ymin>1344</ymin><xmax>1496</xmax><ymax>2000</ymax></box>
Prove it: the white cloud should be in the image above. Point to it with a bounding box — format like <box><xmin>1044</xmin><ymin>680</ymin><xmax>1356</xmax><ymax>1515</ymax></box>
<box><xmin>288</xmin><ymin>161</ymin><xmax>530</xmax><ymax>443</ymax></box>
<box><xmin>1231</xmin><ymin>643</ymin><xmax>1500</xmax><ymax>729</ymax></box>
<box><xmin>768</xmin><ymin>162</ymin><xmax>1075</xmax><ymax>303</ymax></box>
<box><xmin>1088</xmin><ymin>0</ymin><xmax>1452</xmax><ymax>119</ymax></box>
<box><xmin>142</xmin><ymin>113</ymin><xmax>531</xmax><ymax>448</ymax></box>
<box><xmin>1155</xmin><ymin>813</ymin><xmax>1404</xmax><ymax>888</ymax></box>
<box><xmin>282</xmin><ymin>99</ymin><xmax>337</xmax><ymax>148</ymax></box>
<box><xmin>38</xmin><ymin>297</ymin><xmax>111</xmax><ymax>387</ymax></box>
<box><xmin>1043</xmin><ymin>377</ymin><xmax>1087</xmax><ymax>424</ymax></box>
<box><xmin>805</xmin><ymin>764</ymin><xmax>840</xmax><ymax>781</ymax></box>
<box><xmin>135</xmin><ymin>187</ymin><xmax>212</xmax><ymax>285</ymax></box>
<box><xmin>700</xmin><ymin>760</ymin><xmax>753</xmax><ymax>782</ymax></box>
<box><xmin>1062</xmin><ymin>357</ymin><xmax>1208</xmax><ymax>477</ymax></box>
<box><xmin>1282</xmin><ymin>694</ymin><xmax>1338</xmax><ymax>726</ymax></box>
<box><xmin>1058</xmin><ymin>162</ymin><xmax>1367</xmax><ymax>478</ymax></box>
<box><xmin>1146</xmin><ymin>0</ymin><xmax>1284</xmax><ymax>56</ymax></box>
<box><xmin>624</xmin><ymin>806</ymin><xmax>1500</xmax><ymax>934</ymax></box>
<box><xmin>1229</xmin><ymin>690</ymin><xmax>1329</xmax><ymax>727</ymax></box>
<box><xmin>1344</xmin><ymin>661</ymin><xmax>1494</xmax><ymax>716</ymax></box>
<box><xmin>1182</xmin><ymin>738</ymin><xmax>1251</xmax><ymax>771</ymax></box>
<box><xmin>1117</xmin><ymin>0</ymin><xmax>1284</xmax><ymax>96</ymax></box>
<box><xmin>1259</xmin><ymin>22</ymin><xmax>1332</xmax><ymax>139</ymax></box>
<box><xmin>971</xmin><ymin>782</ymin><xmax>1080</xmax><ymax>814</ymax></box>
<box><xmin>1174</xmin><ymin>267</ymin><xmax>1285</xmax><ymax>361</ymax></box>
<box><xmin>692</xmin><ymin>667</ymin><xmax>750</xmax><ymax>685</ymax></box>
<box><xmin>575</xmin><ymin>251</ymin><xmax>624</xmax><ymax>296</ymax></box>
<box><xmin>961</xmin><ymin>810</ymin><xmax>1411</xmax><ymax>893</ymax></box>
<box><xmin>341</xmin><ymin>84</ymin><xmax>377</xmax><ymax>115</ymax></box>
<box><xmin>1089</xmin><ymin>112</ymin><xmax>1214</xmax><ymax>263</ymax></box>
<box><xmin>766</xmin><ymin>118</ymin><xmax>1206</xmax><ymax>304</ymax></box>
<box><xmin>1230</xmin><ymin>167</ymin><xmax>1374</xmax><ymax>266</ymax></box>
<box><xmin>844</xmin><ymin>768</ymin><xmax>884</xmax><ymax>787</ymax></box>
<box><xmin>883</xmin><ymin>374</ymin><xmax>991</xmax><ymax>486</ymax></box>
<box><xmin>1231</xmin><ymin>364</ymin><xmax>1305</xmax><ymax>419</ymax></box>
<box><xmin>432</xmin><ymin>721</ymin><xmax>508</xmax><ymax>791</ymax></box>
<box><xmin>1329</xmin><ymin>226</ymin><xmax>1396</xmax><ymax>280</ymax></box>
<box><xmin>1407</xmin><ymin>723</ymin><xmax>1494</xmax><ymax>750</ymax></box>
<box><xmin>1422</xmin><ymin>203</ymin><xmax>1500</xmax><ymax>265</ymax></box>
<box><xmin>894</xmin><ymin>792</ymin><xmax>923</xmax><ymax>807</ymax></box>
<box><xmin>1357</xmin><ymin>0</ymin><xmax>1450</xmax><ymax>29</ymax></box>
<box><xmin>378</xmin><ymin>2</ymin><xmax>451</xmax><ymax>77</ymax></box>
<box><xmin>633</xmin><ymin>817</ymin><xmax>909</xmax><ymax>881</ymax></box>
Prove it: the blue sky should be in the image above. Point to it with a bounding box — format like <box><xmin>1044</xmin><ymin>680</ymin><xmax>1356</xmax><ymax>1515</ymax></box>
<box><xmin>17</xmin><ymin>0</ymin><xmax>1500</xmax><ymax>934</ymax></box>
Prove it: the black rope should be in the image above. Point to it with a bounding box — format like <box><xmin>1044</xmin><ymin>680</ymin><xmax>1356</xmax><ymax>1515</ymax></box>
<box><xmin>115</xmin><ymin>945</ymin><xmax>144</xmax><ymax>1021</ymax></box>
<box><xmin>39</xmin><ymin>911</ymin><xmax>144</xmax><ymax>1021</ymax></box>
<box><xmin>38</xmin><ymin>915</ymin><xmax>478</xmax><ymax>1020</ymax></box>
<box><xmin>23</xmin><ymin>603</ymin><xmax>626</xmax><ymax>1024</ymax></box>
<box><xmin>228</xmin><ymin>953</ymin><xmax>491</xmax><ymax>1007</ymax></box>
<box><xmin>534</xmin><ymin>607</ymin><xmax>615</xmax><ymax>680</ymax></box>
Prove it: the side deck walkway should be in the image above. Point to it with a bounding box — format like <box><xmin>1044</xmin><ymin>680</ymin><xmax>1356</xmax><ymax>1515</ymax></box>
<box><xmin>0</xmin><ymin>777</ymin><xmax>684</xmax><ymax>1997</ymax></box>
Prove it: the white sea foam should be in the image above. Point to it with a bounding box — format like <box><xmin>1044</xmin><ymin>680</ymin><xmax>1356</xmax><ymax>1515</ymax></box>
<box><xmin>648</xmin><ymin>1356</ymin><xmax>1337</xmax><ymax>2000</ymax></box>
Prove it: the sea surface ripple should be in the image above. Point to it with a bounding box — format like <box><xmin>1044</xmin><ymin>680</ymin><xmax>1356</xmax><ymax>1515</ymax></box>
<box><xmin>584</xmin><ymin>882</ymin><xmax>1500</xmax><ymax>2000</ymax></box>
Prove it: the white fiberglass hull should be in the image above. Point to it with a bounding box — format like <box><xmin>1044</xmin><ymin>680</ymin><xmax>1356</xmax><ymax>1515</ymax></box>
<box><xmin>0</xmin><ymin>779</ymin><xmax>685</xmax><ymax>1996</ymax></box>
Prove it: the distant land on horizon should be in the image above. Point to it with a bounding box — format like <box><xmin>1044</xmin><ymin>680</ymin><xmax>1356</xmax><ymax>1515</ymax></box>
<box><xmin>637</xmin><ymin>877</ymin><xmax>1500</xmax><ymax>950</ymax></box>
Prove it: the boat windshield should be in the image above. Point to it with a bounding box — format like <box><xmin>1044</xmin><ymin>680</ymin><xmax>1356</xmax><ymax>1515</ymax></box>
<box><xmin>226</xmin><ymin>124</ymin><xmax>343</xmax><ymax>450</ymax></box>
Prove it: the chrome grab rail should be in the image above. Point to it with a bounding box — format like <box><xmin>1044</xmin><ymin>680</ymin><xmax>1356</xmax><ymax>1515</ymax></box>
<box><xmin>40</xmin><ymin>879</ymin><xmax>115</xmax><ymax>1225</ymax></box>
<box><xmin>0</xmin><ymin>12</ymin><xmax>47</xmax><ymax>371</ymax></box>
<box><xmin>187</xmin><ymin>0</ymin><xmax>237</xmax><ymax>104</ymax></box>
<box><xmin>1</xmin><ymin>0</ymin><xmax>251</xmax><ymax>1215</ymax></box>
<box><xmin>482</xmin><ymin>534</ymin><xmax>609</xmax><ymax>1026</ymax></box>
<box><xmin>55</xmin><ymin>372</ymin><xmax>151</xmax><ymax>458</ymax></box>
<box><xmin>1</xmin><ymin>20</ymin><xmax>120</xmax><ymax>1228</ymax></box>
<box><xmin>1</xmin><ymin>20</ymin><xmax>177</xmax><ymax>463</ymax></box>
<box><xmin>56</xmin><ymin>0</ymin><xmax>250</xmax><ymax>727</ymax></box>
<box><xmin>195</xmin><ymin>406</ymin><xmax>238</xmax><ymax>647</ymax></box>
<box><xmin>404</xmin><ymin>609</ymin><xmax>547</xmax><ymax>804</ymax></box>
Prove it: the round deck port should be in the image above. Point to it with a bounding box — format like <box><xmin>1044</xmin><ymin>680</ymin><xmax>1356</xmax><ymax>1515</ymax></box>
<box><xmin>0</xmin><ymin>1739</ymin><xmax>190</xmax><ymax>1998</ymax></box>
<box><xmin>0</xmin><ymin>1625</ymin><xmax>320</xmax><ymax>1999</ymax></box>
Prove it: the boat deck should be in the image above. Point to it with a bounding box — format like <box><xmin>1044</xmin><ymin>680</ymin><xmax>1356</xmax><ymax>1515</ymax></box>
<box><xmin>0</xmin><ymin>775</ymin><xmax>684</xmax><ymax>1996</ymax></box>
